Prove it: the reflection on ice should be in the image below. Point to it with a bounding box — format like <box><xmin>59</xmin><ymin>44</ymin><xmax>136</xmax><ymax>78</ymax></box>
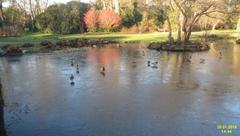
<box><xmin>0</xmin><ymin>41</ymin><xmax>240</xmax><ymax>136</ymax></box>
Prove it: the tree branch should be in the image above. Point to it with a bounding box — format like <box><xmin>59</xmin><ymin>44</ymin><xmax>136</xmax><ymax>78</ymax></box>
<box><xmin>173</xmin><ymin>0</ymin><xmax>186</xmax><ymax>17</ymax></box>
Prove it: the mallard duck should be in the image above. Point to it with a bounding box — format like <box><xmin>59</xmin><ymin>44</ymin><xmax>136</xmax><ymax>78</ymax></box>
<box><xmin>70</xmin><ymin>81</ymin><xmax>75</xmax><ymax>86</ymax></box>
<box><xmin>200</xmin><ymin>58</ymin><xmax>205</xmax><ymax>64</ymax></box>
<box><xmin>189</xmin><ymin>55</ymin><xmax>192</xmax><ymax>59</ymax></box>
<box><xmin>147</xmin><ymin>61</ymin><xmax>151</xmax><ymax>67</ymax></box>
<box><xmin>151</xmin><ymin>65</ymin><xmax>158</xmax><ymax>69</ymax></box>
<box><xmin>100</xmin><ymin>66</ymin><xmax>105</xmax><ymax>72</ymax></box>
<box><xmin>152</xmin><ymin>61</ymin><xmax>158</xmax><ymax>65</ymax></box>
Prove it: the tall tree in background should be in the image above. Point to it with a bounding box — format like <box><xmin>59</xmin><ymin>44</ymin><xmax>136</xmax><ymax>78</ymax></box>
<box><xmin>95</xmin><ymin>0</ymin><xmax>120</xmax><ymax>14</ymax></box>
<box><xmin>4</xmin><ymin>0</ymin><xmax>27</xmax><ymax>27</ymax></box>
<box><xmin>35</xmin><ymin>1</ymin><xmax>89</xmax><ymax>34</ymax></box>
<box><xmin>25</xmin><ymin>0</ymin><xmax>48</xmax><ymax>30</ymax></box>
<box><xmin>0</xmin><ymin>0</ymin><xmax>6</xmax><ymax>27</ymax></box>
<box><xmin>121</xmin><ymin>2</ymin><xmax>142</xmax><ymax>28</ymax></box>
<box><xmin>150</xmin><ymin>0</ymin><xmax>174</xmax><ymax>44</ymax></box>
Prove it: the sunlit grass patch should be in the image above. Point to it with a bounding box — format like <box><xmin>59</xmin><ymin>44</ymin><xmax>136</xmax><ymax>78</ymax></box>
<box><xmin>0</xmin><ymin>30</ymin><xmax>237</xmax><ymax>47</ymax></box>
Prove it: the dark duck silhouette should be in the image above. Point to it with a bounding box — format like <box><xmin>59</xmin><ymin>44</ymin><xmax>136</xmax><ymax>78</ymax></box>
<box><xmin>147</xmin><ymin>61</ymin><xmax>151</xmax><ymax>67</ymax></box>
<box><xmin>76</xmin><ymin>67</ymin><xmax>80</xmax><ymax>74</ymax></box>
<box><xmin>200</xmin><ymin>58</ymin><xmax>205</xmax><ymax>64</ymax></box>
<box><xmin>100</xmin><ymin>66</ymin><xmax>105</xmax><ymax>76</ymax></box>
<box><xmin>70</xmin><ymin>74</ymin><xmax>74</xmax><ymax>80</ymax></box>
<box><xmin>219</xmin><ymin>52</ymin><xmax>222</xmax><ymax>59</ymax></box>
<box><xmin>100</xmin><ymin>66</ymin><xmax>105</xmax><ymax>72</ymax></box>
<box><xmin>70</xmin><ymin>81</ymin><xmax>75</xmax><ymax>86</ymax></box>
<box><xmin>71</xmin><ymin>61</ymin><xmax>74</xmax><ymax>66</ymax></box>
<box><xmin>219</xmin><ymin>52</ymin><xmax>222</xmax><ymax>56</ymax></box>
<box><xmin>151</xmin><ymin>65</ymin><xmax>158</xmax><ymax>69</ymax></box>
<box><xmin>142</xmin><ymin>51</ymin><xmax>145</xmax><ymax>56</ymax></box>
<box><xmin>152</xmin><ymin>61</ymin><xmax>158</xmax><ymax>65</ymax></box>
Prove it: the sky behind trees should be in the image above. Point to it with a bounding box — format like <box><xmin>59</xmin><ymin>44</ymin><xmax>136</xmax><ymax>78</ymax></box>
<box><xmin>52</xmin><ymin>0</ymin><xmax>91</xmax><ymax>4</ymax></box>
<box><xmin>3</xmin><ymin>0</ymin><xmax>92</xmax><ymax>7</ymax></box>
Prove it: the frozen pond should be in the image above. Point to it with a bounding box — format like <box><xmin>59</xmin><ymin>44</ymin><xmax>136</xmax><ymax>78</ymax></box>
<box><xmin>0</xmin><ymin>41</ymin><xmax>240</xmax><ymax>136</ymax></box>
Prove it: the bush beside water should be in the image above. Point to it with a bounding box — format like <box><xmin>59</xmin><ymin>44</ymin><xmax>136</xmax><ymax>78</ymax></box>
<box><xmin>0</xmin><ymin>38</ymin><xmax>117</xmax><ymax>56</ymax></box>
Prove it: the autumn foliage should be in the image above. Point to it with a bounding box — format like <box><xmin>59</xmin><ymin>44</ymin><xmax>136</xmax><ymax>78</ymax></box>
<box><xmin>84</xmin><ymin>9</ymin><xmax>99</xmax><ymax>32</ymax></box>
<box><xmin>84</xmin><ymin>9</ymin><xmax>121</xmax><ymax>32</ymax></box>
<box><xmin>98</xmin><ymin>10</ymin><xmax>121</xmax><ymax>31</ymax></box>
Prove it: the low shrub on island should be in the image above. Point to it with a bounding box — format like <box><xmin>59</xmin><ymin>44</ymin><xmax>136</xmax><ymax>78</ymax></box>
<box><xmin>148</xmin><ymin>41</ymin><xmax>210</xmax><ymax>52</ymax></box>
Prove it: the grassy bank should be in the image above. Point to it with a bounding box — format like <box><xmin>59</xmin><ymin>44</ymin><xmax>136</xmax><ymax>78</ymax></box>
<box><xmin>0</xmin><ymin>30</ymin><xmax>237</xmax><ymax>47</ymax></box>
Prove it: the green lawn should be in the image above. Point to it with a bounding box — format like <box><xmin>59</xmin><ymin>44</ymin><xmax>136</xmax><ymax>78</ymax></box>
<box><xmin>0</xmin><ymin>30</ymin><xmax>238</xmax><ymax>47</ymax></box>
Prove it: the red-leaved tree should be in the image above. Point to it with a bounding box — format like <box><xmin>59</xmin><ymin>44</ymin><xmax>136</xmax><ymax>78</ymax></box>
<box><xmin>84</xmin><ymin>9</ymin><xmax>99</xmax><ymax>32</ymax></box>
<box><xmin>98</xmin><ymin>10</ymin><xmax>121</xmax><ymax>31</ymax></box>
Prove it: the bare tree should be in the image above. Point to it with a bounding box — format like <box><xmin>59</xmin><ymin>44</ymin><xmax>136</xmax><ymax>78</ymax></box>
<box><xmin>17</xmin><ymin>0</ymin><xmax>48</xmax><ymax>30</ymax></box>
<box><xmin>173</xmin><ymin>0</ymin><xmax>218</xmax><ymax>43</ymax></box>
<box><xmin>172</xmin><ymin>0</ymin><xmax>240</xmax><ymax>43</ymax></box>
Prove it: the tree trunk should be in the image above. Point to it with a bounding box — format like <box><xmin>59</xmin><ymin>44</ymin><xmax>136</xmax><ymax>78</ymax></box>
<box><xmin>103</xmin><ymin>1</ymin><xmax>106</xmax><ymax>9</ymax></box>
<box><xmin>185</xmin><ymin>31</ymin><xmax>192</xmax><ymax>43</ymax></box>
<box><xmin>166</xmin><ymin>17</ymin><xmax>173</xmax><ymax>45</ymax></box>
<box><xmin>29</xmin><ymin>0</ymin><xmax>35</xmax><ymax>31</ymax></box>
<box><xmin>182</xmin><ymin>17</ymin><xmax>193</xmax><ymax>44</ymax></box>
<box><xmin>177</xmin><ymin>12</ymin><xmax>183</xmax><ymax>45</ymax></box>
<box><xmin>212</xmin><ymin>24</ymin><xmax>216</xmax><ymax>31</ymax></box>
<box><xmin>237</xmin><ymin>17</ymin><xmax>240</xmax><ymax>32</ymax></box>
<box><xmin>181</xmin><ymin>16</ymin><xmax>189</xmax><ymax>44</ymax></box>
<box><xmin>212</xmin><ymin>20</ymin><xmax>219</xmax><ymax>31</ymax></box>
<box><xmin>182</xmin><ymin>28</ymin><xmax>187</xmax><ymax>43</ymax></box>
<box><xmin>113</xmin><ymin>0</ymin><xmax>119</xmax><ymax>14</ymax></box>
<box><xmin>183</xmin><ymin>25</ymin><xmax>192</xmax><ymax>44</ymax></box>
<box><xmin>0</xmin><ymin>1</ymin><xmax>4</xmax><ymax>27</ymax></box>
<box><xmin>183</xmin><ymin>28</ymin><xmax>192</xmax><ymax>43</ymax></box>
<box><xmin>177</xmin><ymin>24</ymin><xmax>181</xmax><ymax>44</ymax></box>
